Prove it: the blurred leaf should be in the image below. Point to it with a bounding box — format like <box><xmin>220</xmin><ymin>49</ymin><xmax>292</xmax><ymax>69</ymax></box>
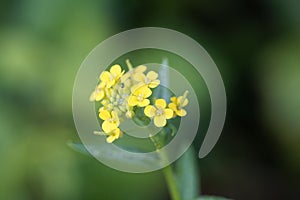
<box><xmin>68</xmin><ymin>141</ymin><xmax>91</xmax><ymax>156</ymax></box>
<box><xmin>194</xmin><ymin>196</ymin><xmax>232</xmax><ymax>200</ymax></box>
<box><xmin>175</xmin><ymin>147</ymin><xmax>200</xmax><ymax>200</ymax></box>
<box><xmin>68</xmin><ymin>141</ymin><xmax>161</xmax><ymax>168</ymax></box>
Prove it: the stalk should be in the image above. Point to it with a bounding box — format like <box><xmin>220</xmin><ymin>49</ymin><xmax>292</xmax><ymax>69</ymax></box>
<box><xmin>149</xmin><ymin>134</ymin><xmax>181</xmax><ymax>200</ymax></box>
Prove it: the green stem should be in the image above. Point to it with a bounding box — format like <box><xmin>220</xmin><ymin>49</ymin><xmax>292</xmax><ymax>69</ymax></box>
<box><xmin>163</xmin><ymin>165</ymin><xmax>181</xmax><ymax>200</ymax></box>
<box><xmin>149</xmin><ymin>134</ymin><xmax>181</xmax><ymax>200</ymax></box>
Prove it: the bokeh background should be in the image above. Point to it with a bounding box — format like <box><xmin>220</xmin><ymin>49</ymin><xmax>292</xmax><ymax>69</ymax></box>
<box><xmin>0</xmin><ymin>0</ymin><xmax>300</xmax><ymax>199</ymax></box>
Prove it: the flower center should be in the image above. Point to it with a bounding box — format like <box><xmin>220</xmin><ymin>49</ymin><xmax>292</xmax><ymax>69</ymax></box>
<box><xmin>144</xmin><ymin>77</ymin><xmax>151</xmax><ymax>84</ymax></box>
<box><xmin>137</xmin><ymin>94</ymin><xmax>144</xmax><ymax>101</ymax></box>
<box><xmin>155</xmin><ymin>108</ymin><xmax>164</xmax><ymax>116</ymax></box>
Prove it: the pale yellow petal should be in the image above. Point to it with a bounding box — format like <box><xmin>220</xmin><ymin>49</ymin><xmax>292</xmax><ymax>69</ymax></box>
<box><xmin>95</xmin><ymin>90</ymin><xmax>104</xmax><ymax>101</ymax></box>
<box><xmin>155</xmin><ymin>99</ymin><xmax>166</xmax><ymax>108</ymax></box>
<box><xmin>110</xmin><ymin>64</ymin><xmax>121</xmax><ymax>75</ymax></box>
<box><xmin>114</xmin><ymin>128</ymin><xmax>121</xmax><ymax>139</ymax></box>
<box><xmin>135</xmin><ymin>65</ymin><xmax>147</xmax><ymax>73</ymax></box>
<box><xmin>131</xmin><ymin>82</ymin><xmax>145</xmax><ymax>94</ymax></box>
<box><xmin>133</xmin><ymin>84</ymin><xmax>149</xmax><ymax>96</ymax></box>
<box><xmin>147</xmin><ymin>71</ymin><xmax>158</xmax><ymax>80</ymax></box>
<box><xmin>170</xmin><ymin>96</ymin><xmax>177</xmax><ymax>103</ymax></box>
<box><xmin>100</xmin><ymin>71</ymin><xmax>110</xmax><ymax>82</ymax></box>
<box><xmin>99</xmin><ymin>110</ymin><xmax>111</xmax><ymax>120</ymax></box>
<box><xmin>133</xmin><ymin>73</ymin><xmax>146</xmax><ymax>82</ymax></box>
<box><xmin>102</xmin><ymin>121</ymin><xmax>117</xmax><ymax>133</ymax></box>
<box><xmin>143</xmin><ymin>87</ymin><xmax>152</xmax><ymax>98</ymax></box>
<box><xmin>164</xmin><ymin>108</ymin><xmax>174</xmax><ymax>119</ymax></box>
<box><xmin>106</xmin><ymin>135</ymin><xmax>116</xmax><ymax>143</ymax></box>
<box><xmin>176</xmin><ymin>109</ymin><xmax>187</xmax><ymax>117</ymax></box>
<box><xmin>128</xmin><ymin>95</ymin><xmax>138</xmax><ymax>106</ymax></box>
<box><xmin>168</xmin><ymin>103</ymin><xmax>177</xmax><ymax>111</ymax></box>
<box><xmin>138</xmin><ymin>99</ymin><xmax>150</xmax><ymax>107</ymax></box>
<box><xmin>154</xmin><ymin>115</ymin><xmax>167</xmax><ymax>127</ymax></box>
<box><xmin>144</xmin><ymin>105</ymin><xmax>156</xmax><ymax>117</ymax></box>
<box><xmin>98</xmin><ymin>81</ymin><xmax>106</xmax><ymax>88</ymax></box>
<box><xmin>148</xmin><ymin>80</ymin><xmax>160</xmax><ymax>88</ymax></box>
<box><xmin>106</xmin><ymin>80</ymin><xmax>115</xmax><ymax>88</ymax></box>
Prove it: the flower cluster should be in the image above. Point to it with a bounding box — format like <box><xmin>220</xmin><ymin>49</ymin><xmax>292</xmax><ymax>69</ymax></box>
<box><xmin>90</xmin><ymin>60</ymin><xmax>189</xmax><ymax>143</ymax></box>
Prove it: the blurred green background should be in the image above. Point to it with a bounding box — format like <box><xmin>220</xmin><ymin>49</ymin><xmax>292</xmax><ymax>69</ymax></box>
<box><xmin>0</xmin><ymin>0</ymin><xmax>300</xmax><ymax>199</ymax></box>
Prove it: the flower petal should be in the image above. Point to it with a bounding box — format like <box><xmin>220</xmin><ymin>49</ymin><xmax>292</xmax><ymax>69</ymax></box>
<box><xmin>131</xmin><ymin>82</ymin><xmax>145</xmax><ymax>94</ymax></box>
<box><xmin>128</xmin><ymin>95</ymin><xmax>138</xmax><ymax>106</ymax></box>
<box><xmin>154</xmin><ymin>115</ymin><xmax>167</xmax><ymax>127</ymax></box>
<box><xmin>106</xmin><ymin>80</ymin><xmax>115</xmax><ymax>88</ymax></box>
<box><xmin>164</xmin><ymin>108</ymin><xmax>174</xmax><ymax>119</ymax></box>
<box><xmin>148</xmin><ymin>80</ymin><xmax>160</xmax><ymax>88</ymax></box>
<box><xmin>106</xmin><ymin>135</ymin><xmax>115</xmax><ymax>143</ymax></box>
<box><xmin>147</xmin><ymin>71</ymin><xmax>158</xmax><ymax>80</ymax></box>
<box><xmin>143</xmin><ymin>87</ymin><xmax>152</xmax><ymax>98</ymax></box>
<box><xmin>110</xmin><ymin>64</ymin><xmax>121</xmax><ymax>75</ymax></box>
<box><xmin>144</xmin><ymin>105</ymin><xmax>156</xmax><ymax>117</ymax></box>
<box><xmin>133</xmin><ymin>72</ymin><xmax>146</xmax><ymax>82</ymax></box>
<box><xmin>95</xmin><ymin>90</ymin><xmax>104</xmax><ymax>101</ymax></box>
<box><xmin>102</xmin><ymin>121</ymin><xmax>117</xmax><ymax>133</ymax></box>
<box><xmin>168</xmin><ymin>103</ymin><xmax>177</xmax><ymax>111</ymax></box>
<box><xmin>114</xmin><ymin>128</ymin><xmax>121</xmax><ymax>139</ymax></box>
<box><xmin>170</xmin><ymin>96</ymin><xmax>177</xmax><ymax>103</ymax></box>
<box><xmin>176</xmin><ymin>109</ymin><xmax>187</xmax><ymax>117</ymax></box>
<box><xmin>99</xmin><ymin>110</ymin><xmax>111</xmax><ymax>120</ymax></box>
<box><xmin>100</xmin><ymin>71</ymin><xmax>110</xmax><ymax>82</ymax></box>
<box><xmin>138</xmin><ymin>99</ymin><xmax>150</xmax><ymax>107</ymax></box>
<box><xmin>135</xmin><ymin>65</ymin><xmax>147</xmax><ymax>73</ymax></box>
<box><xmin>155</xmin><ymin>99</ymin><xmax>166</xmax><ymax>108</ymax></box>
<box><xmin>98</xmin><ymin>82</ymin><xmax>106</xmax><ymax>88</ymax></box>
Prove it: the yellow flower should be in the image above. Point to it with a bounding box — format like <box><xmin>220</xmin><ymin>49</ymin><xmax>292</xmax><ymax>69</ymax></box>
<box><xmin>106</xmin><ymin>128</ymin><xmax>122</xmax><ymax>143</ymax></box>
<box><xmin>144</xmin><ymin>99</ymin><xmax>173</xmax><ymax>127</ymax></box>
<box><xmin>99</xmin><ymin>109</ymin><xmax>120</xmax><ymax>133</ymax></box>
<box><xmin>168</xmin><ymin>91</ymin><xmax>189</xmax><ymax>117</ymax></box>
<box><xmin>133</xmin><ymin>71</ymin><xmax>160</xmax><ymax>88</ymax></box>
<box><xmin>121</xmin><ymin>65</ymin><xmax>147</xmax><ymax>83</ymax></box>
<box><xmin>89</xmin><ymin>82</ymin><xmax>105</xmax><ymax>101</ymax></box>
<box><xmin>128</xmin><ymin>85</ymin><xmax>152</xmax><ymax>107</ymax></box>
<box><xmin>100</xmin><ymin>64</ymin><xmax>124</xmax><ymax>88</ymax></box>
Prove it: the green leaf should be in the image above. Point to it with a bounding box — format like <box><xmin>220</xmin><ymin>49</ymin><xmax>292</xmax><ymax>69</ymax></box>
<box><xmin>68</xmin><ymin>141</ymin><xmax>90</xmax><ymax>156</ymax></box>
<box><xmin>175</xmin><ymin>146</ymin><xmax>200</xmax><ymax>200</ymax></box>
<box><xmin>194</xmin><ymin>196</ymin><xmax>232</xmax><ymax>200</ymax></box>
<box><xmin>67</xmin><ymin>141</ymin><xmax>161</xmax><ymax>168</ymax></box>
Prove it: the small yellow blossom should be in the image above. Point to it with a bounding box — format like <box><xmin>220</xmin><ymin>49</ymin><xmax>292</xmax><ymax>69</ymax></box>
<box><xmin>144</xmin><ymin>99</ymin><xmax>173</xmax><ymax>127</ymax></box>
<box><xmin>121</xmin><ymin>65</ymin><xmax>147</xmax><ymax>82</ymax></box>
<box><xmin>100</xmin><ymin>64</ymin><xmax>124</xmax><ymax>88</ymax></box>
<box><xmin>168</xmin><ymin>91</ymin><xmax>189</xmax><ymax>117</ymax></box>
<box><xmin>106</xmin><ymin>128</ymin><xmax>122</xmax><ymax>143</ymax></box>
<box><xmin>128</xmin><ymin>85</ymin><xmax>152</xmax><ymax>107</ymax></box>
<box><xmin>133</xmin><ymin>71</ymin><xmax>160</xmax><ymax>88</ymax></box>
<box><xmin>99</xmin><ymin>109</ymin><xmax>120</xmax><ymax>133</ymax></box>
